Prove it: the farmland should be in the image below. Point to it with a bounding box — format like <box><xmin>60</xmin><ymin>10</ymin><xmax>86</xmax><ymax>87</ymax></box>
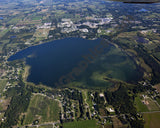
<box><xmin>23</xmin><ymin>94</ymin><xmax>60</xmax><ymax>125</ymax></box>
<box><xmin>143</xmin><ymin>112</ymin><xmax>160</xmax><ymax>128</ymax></box>
<box><xmin>63</xmin><ymin>120</ymin><xmax>97</xmax><ymax>128</ymax></box>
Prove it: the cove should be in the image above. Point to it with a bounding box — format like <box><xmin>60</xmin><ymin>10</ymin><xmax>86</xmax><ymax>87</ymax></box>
<box><xmin>8</xmin><ymin>38</ymin><xmax>143</xmax><ymax>88</ymax></box>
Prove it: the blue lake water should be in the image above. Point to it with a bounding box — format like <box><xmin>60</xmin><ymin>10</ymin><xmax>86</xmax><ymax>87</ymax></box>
<box><xmin>8</xmin><ymin>38</ymin><xmax>143</xmax><ymax>88</ymax></box>
<box><xmin>8</xmin><ymin>38</ymin><xmax>103</xmax><ymax>86</ymax></box>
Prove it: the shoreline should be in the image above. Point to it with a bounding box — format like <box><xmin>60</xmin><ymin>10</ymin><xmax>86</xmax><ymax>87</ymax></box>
<box><xmin>7</xmin><ymin>37</ymin><xmax>98</xmax><ymax>62</ymax></box>
<box><xmin>22</xmin><ymin>65</ymin><xmax>54</xmax><ymax>90</ymax></box>
<box><xmin>23</xmin><ymin>65</ymin><xmax>30</xmax><ymax>82</ymax></box>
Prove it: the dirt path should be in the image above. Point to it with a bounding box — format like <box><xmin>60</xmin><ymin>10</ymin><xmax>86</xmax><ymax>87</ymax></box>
<box><xmin>20</xmin><ymin>121</ymin><xmax>59</xmax><ymax>128</ymax></box>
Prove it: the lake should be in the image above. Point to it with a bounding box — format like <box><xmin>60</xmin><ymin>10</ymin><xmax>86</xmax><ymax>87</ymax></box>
<box><xmin>8</xmin><ymin>38</ymin><xmax>143</xmax><ymax>88</ymax></box>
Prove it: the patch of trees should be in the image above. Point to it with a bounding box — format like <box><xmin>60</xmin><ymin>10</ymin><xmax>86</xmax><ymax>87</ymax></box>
<box><xmin>28</xmin><ymin>85</ymin><xmax>45</xmax><ymax>93</ymax></box>
<box><xmin>105</xmin><ymin>85</ymin><xmax>136</xmax><ymax>115</ymax></box>
<box><xmin>94</xmin><ymin>92</ymin><xmax>103</xmax><ymax>109</ymax></box>
<box><xmin>104</xmin><ymin>85</ymin><xmax>144</xmax><ymax>127</ymax></box>
<box><xmin>0</xmin><ymin>80</ymin><xmax>31</xmax><ymax>127</ymax></box>
<box><xmin>63</xmin><ymin>89</ymin><xmax>84</xmax><ymax>118</ymax></box>
<box><xmin>93</xmin><ymin>92</ymin><xmax>109</xmax><ymax>116</ymax></box>
<box><xmin>131</xmin><ymin>84</ymin><xmax>155</xmax><ymax>94</ymax></box>
<box><xmin>134</xmin><ymin>45</ymin><xmax>160</xmax><ymax>84</ymax></box>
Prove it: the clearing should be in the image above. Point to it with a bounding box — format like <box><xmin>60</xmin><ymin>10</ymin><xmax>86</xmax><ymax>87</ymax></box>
<box><xmin>23</xmin><ymin>94</ymin><xmax>60</xmax><ymax>125</ymax></box>
<box><xmin>63</xmin><ymin>120</ymin><xmax>97</xmax><ymax>128</ymax></box>
<box><xmin>143</xmin><ymin>112</ymin><xmax>160</xmax><ymax>128</ymax></box>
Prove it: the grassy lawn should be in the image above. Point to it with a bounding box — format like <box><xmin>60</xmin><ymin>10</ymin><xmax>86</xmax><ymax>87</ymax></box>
<box><xmin>7</xmin><ymin>18</ymin><xmax>21</xmax><ymax>24</ymax></box>
<box><xmin>0</xmin><ymin>79</ymin><xmax>7</xmax><ymax>93</ymax></box>
<box><xmin>143</xmin><ymin>112</ymin><xmax>160</xmax><ymax>128</ymax></box>
<box><xmin>63</xmin><ymin>120</ymin><xmax>97</xmax><ymax>128</ymax></box>
<box><xmin>134</xmin><ymin>96</ymin><xmax>149</xmax><ymax>112</ymax></box>
<box><xmin>0</xmin><ymin>29</ymin><xmax>9</xmax><ymax>38</ymax></box>
<box><xmin>23</xmin><ymin>94</ymin><xmax>60</xmax><ymax>125</ymax></box>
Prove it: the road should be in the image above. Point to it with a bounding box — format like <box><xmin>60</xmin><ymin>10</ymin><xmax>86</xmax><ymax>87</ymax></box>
<box><xmin>142</xmin><ymin>111</ymin><xmax>160</xmax><ymax>114</ymax></box>
<box><xmin>20</xmin><ymin>121</ymin><xmax>59</xmax><ymax>128</ymax></box>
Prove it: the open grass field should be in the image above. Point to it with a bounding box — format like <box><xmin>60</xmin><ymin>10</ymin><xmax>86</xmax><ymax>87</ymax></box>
<box><xmin>7</xmin><ymin>18</ymin><xmax>21</xmax><ymax>24</ymax></box>
<box><xmin>0</xmin><ymin>29</ymin><xmax>9</xmax><ymax>38</ymax></box>
<box><xmin>32</xmin><ymin>16</ymin><xmax>42</xmax><ymax>21</ymax></box>
<box><xmin>134</xmin><ymin>96</ymin><xmax>149</xmax><ymax>112</ymax></box>
<box><xmin>34</xmin><ymin>28</ymin><xmax>50</xmax><ymax>39</ymax></box>
<box><xmin>143</xmin><ymin>112</ymin><xmax>160</xmax><ymax>128</ymax></box>
<box><xmin>63</xmin><ymin>120</ymin><xmax>97</xmax><ymax>128</ymax></box>
<box><xmin>0</xmin><ymin>79</ymin><xmax>7</xmax><ymax>93</ymax></box>
<box><xmin>23</xmin><ymin>94</ymin><xmax>60</xmax><ymax>125</ymax></box>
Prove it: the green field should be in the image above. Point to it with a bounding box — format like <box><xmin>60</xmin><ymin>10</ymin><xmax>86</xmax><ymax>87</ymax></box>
<box><xmin>23</xmin><ymin>94</ymin><xmax>60</xmax><ymax>125</ymax></box>
<box><xmin>63</xmin><ymin>120</ymin><xmax>97</xmax><ymax>128</ymax></box>
<box><xmin>134</xmin><ymin>96</ymin><xmax>149</xmax><ymax>112</ymax></box>
<box><xmin>32</xmin><ymin>16</ymin><xmax>42</xmax><ymax>20</ymax></box>
<box><xmin>0</xmin><ymin>80</ymin><xmax>7</xmax><ymax>93</ymax></box>
<box><xmin>0</xmin><ymin>29</ymin><xmax>9</xmax><ymax>38</ymax></box>
<box><xmin>7</xmin><ymin>18</ymin><xmax>21</xmax><ymax>24</ymax></box>
<box><xmin>143</xmin><ymin>112</ymin><xmax>160</xmax><ymax>128</ymax></box>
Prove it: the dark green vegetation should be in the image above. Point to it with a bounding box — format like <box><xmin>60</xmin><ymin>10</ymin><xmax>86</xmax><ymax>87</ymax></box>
<box><xmin>105</xmin><ymin>85</ymin><xmax>144</xmax><ymax>128</ymax></box>
<box><xmin>63</xmin><ymin>120</ymin><xmax>97</xmax><ymax>128</ymax></box>
<box><xmin>0</xmin><ymin>79</ymin><xmax>31</xmax><ymax>127</ymax></box>
<box><xmin>60</xmin><ymin>89</ymin><xmax>84</xmax><ymax>121</ymax></box>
